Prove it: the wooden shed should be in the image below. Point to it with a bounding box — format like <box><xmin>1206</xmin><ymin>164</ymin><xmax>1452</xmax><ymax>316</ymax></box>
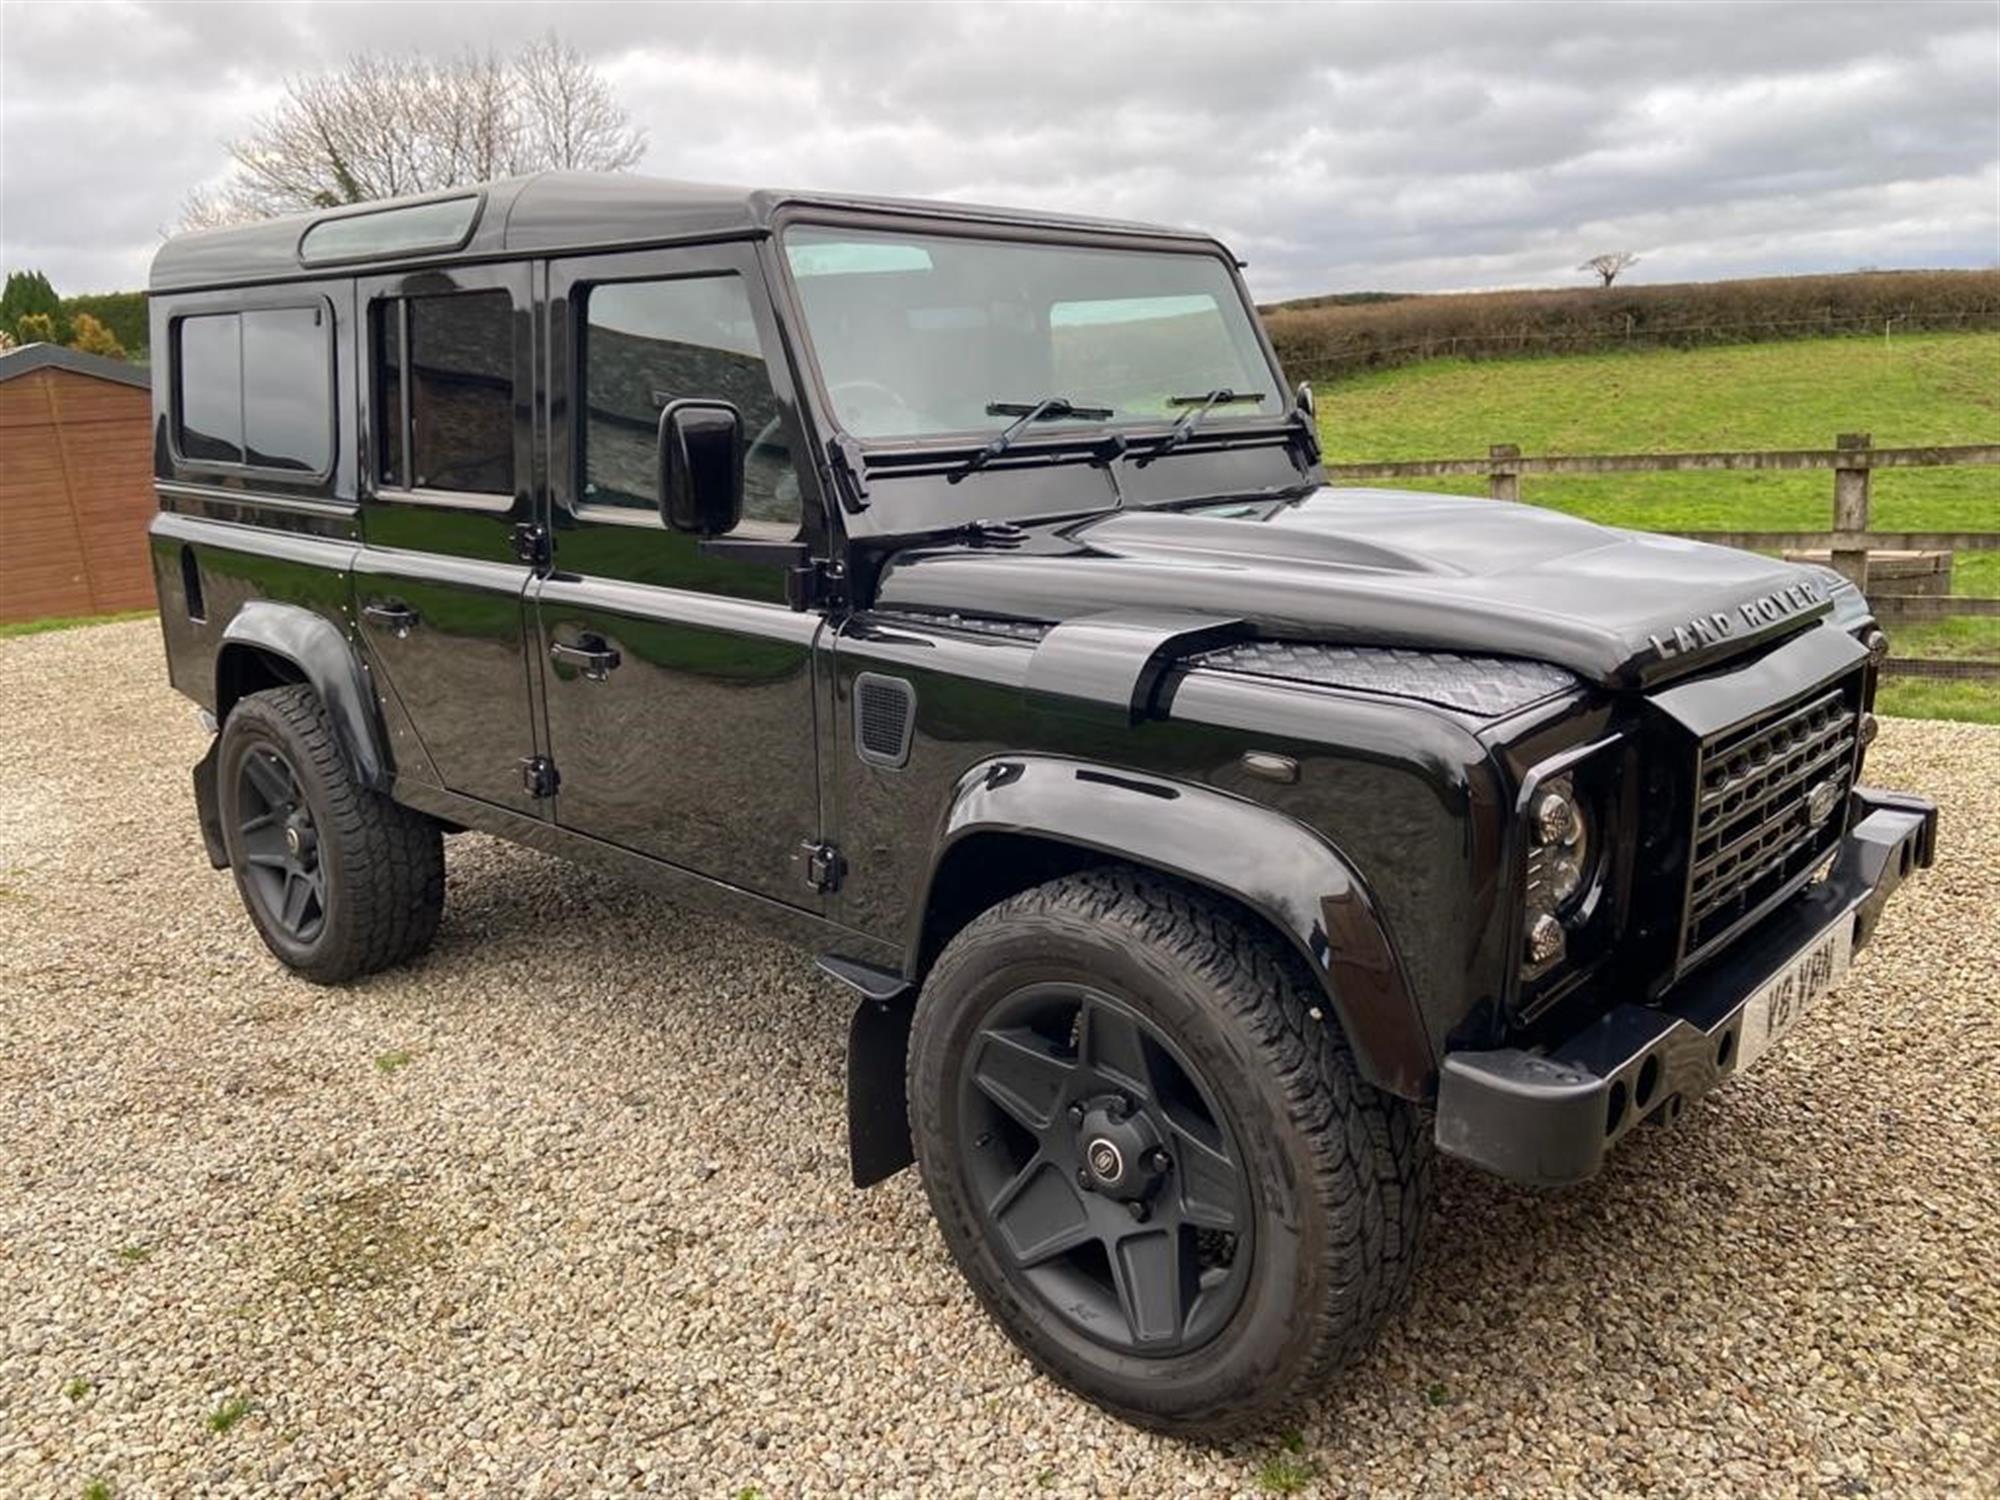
<box><xmin>0</xmin><ymin>343</ymin><xmax>155</xmax><ymax>624</ymax></box>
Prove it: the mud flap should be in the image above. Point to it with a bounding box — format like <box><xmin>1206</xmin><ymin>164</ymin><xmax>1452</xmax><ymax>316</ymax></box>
<box><xmin>846</xmin><ymin>989</ymin><xmax>918</xmax><ymax>1188</ymax></box>
<box><xmin>193</xmin><ymin>737</ymin><xmax>229</xmax><ymax>869</ymax></box>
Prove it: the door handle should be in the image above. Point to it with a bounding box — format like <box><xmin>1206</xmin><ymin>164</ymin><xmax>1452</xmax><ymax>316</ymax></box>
<box><xmin>362</xmin><ymin>601</ymin><xmax>419</xmax><ymax>638</ymax></box>
<box><xmin>551</xmin><ymin>634</ymin><xmax>621</xmax><ymax>682</ymax></box>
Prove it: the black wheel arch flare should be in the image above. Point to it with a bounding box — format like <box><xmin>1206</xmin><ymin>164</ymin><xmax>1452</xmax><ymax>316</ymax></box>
<box><xmin>215</xmin><ymin>600</ymin><xmax>394</xmax><ymax>792</ymax></box>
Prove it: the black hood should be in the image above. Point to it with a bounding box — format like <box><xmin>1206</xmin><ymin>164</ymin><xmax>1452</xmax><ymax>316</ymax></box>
<box><xmin>871</xmin><ymin>487</ymin><xmax>1838</xmax><ymax>690</ymax></box>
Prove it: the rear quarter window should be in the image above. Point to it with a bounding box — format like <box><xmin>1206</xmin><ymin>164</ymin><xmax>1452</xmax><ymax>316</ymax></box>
<box><xmin>173</xmin><ymin>305</ymin><xmax>333</xmax><ymax>475</ymax></box>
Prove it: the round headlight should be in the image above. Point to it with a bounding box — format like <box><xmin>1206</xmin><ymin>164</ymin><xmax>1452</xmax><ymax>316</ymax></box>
<box><xmin>1527</xmin><ymin>776</ymin><xmax>1592</xmax><ymax>921</ymax></box>
<box><xmin>1532</xmin><ymin>788</ymin><xmax>1577</xmax><ymax>844</ymax></box>
<box><xmin>1526</xmin><ymin>912</ymin><xmax>1566</xmax><ymax>965</ymax></box>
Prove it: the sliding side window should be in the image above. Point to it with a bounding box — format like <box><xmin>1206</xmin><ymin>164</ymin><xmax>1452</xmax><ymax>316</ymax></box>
<box><xmin>374</xmin><ymin>291</ymin><xmax>514</xmax><ymax>497</ymax></box>
<box><xmin>173</xmin><ymin>305</ymin><xmax>332</xmax><ymax>474</ymax></box>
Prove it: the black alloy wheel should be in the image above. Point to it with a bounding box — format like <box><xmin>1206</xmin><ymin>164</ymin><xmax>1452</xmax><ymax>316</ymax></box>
<box><xmin>216</xmin><ymin>684</ymin><xmax>445</xmax><ymax>983</ymax></box>
<box><xmin>957</xmin><ymin>982</ymin><xmax>1253</xmax><ymax>1355</ymax></box>
<box><xmin>233</xmin><ymin>744</ymin><xmax>327</xmax><ymax>944</ymax></box>
<box><xmin>908</xmin><ymin>868</ymin><xmax>1433</xmax><ymax>1437</ymax></box>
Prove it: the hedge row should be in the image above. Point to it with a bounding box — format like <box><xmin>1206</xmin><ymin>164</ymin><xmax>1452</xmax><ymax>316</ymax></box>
<box><xmin>1263</xmin><ymin>269</ymin><xmax>2000</xmax><ymax>382</ymax></box>
<box><xmin>62</xmin><ymin>290</ymin><xmax>149</xmax><ymax>359</ymax></box>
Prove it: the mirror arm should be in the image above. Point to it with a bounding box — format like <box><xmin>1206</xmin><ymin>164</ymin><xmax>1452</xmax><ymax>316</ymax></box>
<box><xmin>694</xmin><ymin>537</ymin><xmax>836</xmax><ymax>613</ymax></box>
<box><xmin>695</xmin><ymin>537</ymin><xmax>811</xmax><ymax>567</ymax></box>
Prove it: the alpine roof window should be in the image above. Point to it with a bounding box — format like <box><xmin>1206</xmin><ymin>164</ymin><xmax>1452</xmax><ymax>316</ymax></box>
<box><xmin>300</xmin><ymin>195</ymin><xmax>481</xmax><ymax>264</ymax></box>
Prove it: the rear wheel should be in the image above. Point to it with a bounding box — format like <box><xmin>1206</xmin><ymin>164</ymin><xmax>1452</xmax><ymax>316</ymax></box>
<box><xmin>217</xmin><ymin>685</ymin><xmax>443</xmax><ymax>983</ymax></box>
<box><xmin>908</xmin><ymin>867</ymin><xmax>1431</xmax><ymax>1437</ymax></box>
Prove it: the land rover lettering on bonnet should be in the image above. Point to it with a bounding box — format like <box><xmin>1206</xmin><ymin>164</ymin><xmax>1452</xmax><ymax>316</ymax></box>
<box><xmin>145</xmin><ymin>172</ymin><xmax>1938</xmax><ymax>1437</ymax></box>
<box><xmin>1647</xmin><ymin>576</ymin><xmax>1828</xmax><ymax>663</ymax></box>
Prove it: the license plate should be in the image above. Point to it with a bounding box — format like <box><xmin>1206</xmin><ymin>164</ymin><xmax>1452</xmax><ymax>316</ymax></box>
<box><xmin>1734</xmin><ymin>917</ymin><xmax>1853</xmax><ymax>1073</ymax></box>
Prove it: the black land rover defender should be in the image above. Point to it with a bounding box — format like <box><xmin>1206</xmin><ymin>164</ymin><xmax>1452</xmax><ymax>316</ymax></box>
<box><xmin>147</xmin><ymin>173</ymin><xmax>1937</xmax><ymax>1436</ymax></box>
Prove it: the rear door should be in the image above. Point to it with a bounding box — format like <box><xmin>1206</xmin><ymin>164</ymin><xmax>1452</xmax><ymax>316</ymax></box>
<box><xmin>352</xmin><ymin>264</ymin><xmax>544</xmax><ymax>813</ymax></box>
<box><xmin>533</xmin><ymin>242</ymin><xmax>828</xmax><ymax>903</ymax></box>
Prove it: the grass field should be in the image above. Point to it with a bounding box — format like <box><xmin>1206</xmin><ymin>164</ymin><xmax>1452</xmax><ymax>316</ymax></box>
<box><xmin>1316</xmin><ymin>332</ymin><xmax>2000</xmax><ymax>721</ymax></box>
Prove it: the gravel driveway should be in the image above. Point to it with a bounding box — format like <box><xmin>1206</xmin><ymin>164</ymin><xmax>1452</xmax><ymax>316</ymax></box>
<box><xmin>3</xmin><ymin>619</ymin><xmax>1996</xmax><ymax>1499</ymax></box>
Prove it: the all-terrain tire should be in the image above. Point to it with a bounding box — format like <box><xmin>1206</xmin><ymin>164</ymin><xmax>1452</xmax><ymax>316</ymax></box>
<box><xmin>907</xmin><ymin>866</ymin><xmax>1432</xmax><ymax>1438</ymax></box>
<box><xmin>217</xmin><ymin>684</ymin><xmax>444</xmax><ymax>983</ymax></box>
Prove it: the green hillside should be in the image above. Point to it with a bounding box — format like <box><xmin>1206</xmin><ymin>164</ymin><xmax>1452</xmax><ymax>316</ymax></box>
<box><xmin>1314</xmin><ymin>332</ymin><xmax>2000</xmax><ymax>721</ymax></box>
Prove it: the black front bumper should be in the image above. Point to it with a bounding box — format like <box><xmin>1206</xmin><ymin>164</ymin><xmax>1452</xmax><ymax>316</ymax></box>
<box><xmin>1435</xmin><ymin>786</ymin><xmax>1938</xmax><ymax>1186</ymax></box>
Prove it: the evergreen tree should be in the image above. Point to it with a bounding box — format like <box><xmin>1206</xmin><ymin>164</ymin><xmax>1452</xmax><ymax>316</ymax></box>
<box><xmin>0</xmin><ymin>270</ymin><xmax>68</xmax><ymax>343</ymax></box>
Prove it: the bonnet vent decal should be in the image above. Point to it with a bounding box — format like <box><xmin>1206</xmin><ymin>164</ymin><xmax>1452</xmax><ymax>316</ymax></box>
<box><xmin>1191</xmin><ymin>642</ymin><xmax>1577</xmax><ymax>718</ymax></box>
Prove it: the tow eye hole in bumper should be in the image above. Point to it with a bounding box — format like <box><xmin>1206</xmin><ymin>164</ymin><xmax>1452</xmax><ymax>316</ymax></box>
<box><xmin>1635</xmin><ymin>1055</ymin><xmax>1662</xmax><ymax>1112</ymax></box>
<box><xmin>1605</xmin><ymin>1080</ymin><xmax>1628</xmax><ymax>1136</ymax></box>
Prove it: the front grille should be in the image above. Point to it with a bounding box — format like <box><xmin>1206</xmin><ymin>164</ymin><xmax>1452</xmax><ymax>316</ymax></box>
<box><xmin>1681</xmin><ymin>678</ymin><xmax>1861</xmax><ymax>963</ymax></box>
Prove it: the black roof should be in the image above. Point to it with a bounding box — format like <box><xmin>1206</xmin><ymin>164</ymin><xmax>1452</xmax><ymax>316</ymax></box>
<box><xmin>149</xmin><ymin>171</ymin><xmax>1220</xmax><ymax>293</ymax></box>
<box><xmin>0</xmin><ymin>341</ymin><xmax>150</xmax><ymax>388</ymax></box>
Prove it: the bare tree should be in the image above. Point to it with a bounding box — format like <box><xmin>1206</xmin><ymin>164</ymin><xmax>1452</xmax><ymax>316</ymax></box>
<box><xmin>1578</xmin><ymin>251</ymin><xmax>1640</xmax><ymax>288</ymax></box>
<box><xmin>514</xmin><ymin>34</ymin><xmax>646</xmax><ymax>172</ymax></box>
<box><xmin>178</xmin><ymin>35</ymin><xmax>646</xmax><ymax>230</ymax></box>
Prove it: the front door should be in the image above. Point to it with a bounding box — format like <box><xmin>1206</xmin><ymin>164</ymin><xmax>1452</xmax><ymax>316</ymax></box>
<box><xmin>353</xmin><ymin>264</ymin><xmax>543</xmax><ymax>814</ymax></box>
<box><xmin>534</xmin><ymin>243</ymin><xmax>827</xmax><ymax>903</ymax></box>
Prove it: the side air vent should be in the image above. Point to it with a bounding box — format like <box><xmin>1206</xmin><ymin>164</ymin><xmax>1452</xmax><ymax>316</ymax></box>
<box><xmin>854</xmin><ymin>673</ymin><xmax>916</xmax><ymax>769</ymax></box>
<box><xmin>179</xmin><ymin>544</ymin><xmax>206</xmax><ymax>623</ymax></box>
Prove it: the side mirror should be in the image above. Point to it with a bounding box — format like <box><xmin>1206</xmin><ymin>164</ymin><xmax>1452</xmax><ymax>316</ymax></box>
<box><xmin>657</xmin><ymin>399</ymin><xmax>743</xmax><ymax>536</ymax></box>
<box><xmin>1294</xmin><ymin>380</ymin><xmax>1315</xmax><ymax>418</ymax></box>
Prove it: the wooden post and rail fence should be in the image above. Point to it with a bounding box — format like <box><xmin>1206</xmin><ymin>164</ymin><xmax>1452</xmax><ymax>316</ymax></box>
<box><xmin>1322</xmin><ymin>434</ymin><xmax>2000</xmax><ymax>680</ymax></box>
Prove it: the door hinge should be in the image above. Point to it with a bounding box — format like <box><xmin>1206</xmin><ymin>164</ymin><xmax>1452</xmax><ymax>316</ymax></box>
<box><xmin>799</xmin><ymin>839</ymin><xmax>845</xmax><ymax>894</ymax></box>
<box><xmin>785</xmin><ymin>558</ymin><xmax>843</xmax><ymax>613</ymax></box>
<box><xmin>512</xmin><ymin>522</ymin><xmax>553</xmax><ymax>571</ymax></box>
<box><xmin>520</xmin><ymin>755</ymin><xmax>560</xmax><ymax>799</ymax></box>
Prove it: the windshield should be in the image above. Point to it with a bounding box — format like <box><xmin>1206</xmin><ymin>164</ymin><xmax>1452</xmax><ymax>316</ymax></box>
<box><xmin>782</xmin><ymin>225</ymin><xmax>1284</xmax><ymax>441</ymax></box>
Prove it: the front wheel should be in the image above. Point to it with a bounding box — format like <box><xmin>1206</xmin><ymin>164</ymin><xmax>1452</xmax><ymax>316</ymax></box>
<box><xmin>217</xmin><ymin>684</ymin><xmax>444</xmax><ymax>983</ymax></box>
<box><xmin>907</xmin><ymin>868</ymin><xmax>1431</xmax><ymax>1438</ymax></box>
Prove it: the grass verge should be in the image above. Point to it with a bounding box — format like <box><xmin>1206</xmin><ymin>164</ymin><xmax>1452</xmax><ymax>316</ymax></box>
<box><xmin>0</xmin><ymin>610</ymin><xmax>156</xmax><ymax>640</ymax></box>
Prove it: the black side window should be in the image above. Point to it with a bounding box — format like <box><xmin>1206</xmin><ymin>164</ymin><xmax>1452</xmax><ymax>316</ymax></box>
<box><xmin>580</xmin><ymin>274</ymin><xmax>799</xmax><ymax>535</ymax></box>
<box><xmin>176</xmin><ymin>314</ymin><xmax>242</xmax><ymax>464</ymax></box>
<box><xmin>174</xmin><ymin>307</ymin><xmax>331</xmax><ymax>473</ymax></box>
<box><xmin>375</xmin><ymin>291</ymin><xmax>514</xmax><ymax>495</ymax></box>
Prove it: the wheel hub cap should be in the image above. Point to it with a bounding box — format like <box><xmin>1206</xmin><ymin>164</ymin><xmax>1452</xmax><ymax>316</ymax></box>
<box><xmin>283</xmin><ymin>812</ymin><xmax>318</xmax><ymax>866</ymax></box>
<box><xmin>1076</xmin><ymin>1101</ymin><xmax>1165</xmax><ymax>1199</ymax></box>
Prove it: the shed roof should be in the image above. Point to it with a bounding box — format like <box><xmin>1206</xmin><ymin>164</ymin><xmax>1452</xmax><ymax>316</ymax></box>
<box><xmin>149</xmin><ymin>172</ymin><xmax>1219</xmax><ymax>294</ymax></box>
<box><xmin>0</xmin><ymin>341</ymin><xmax>151</xmax><ymax>389</ymax></box>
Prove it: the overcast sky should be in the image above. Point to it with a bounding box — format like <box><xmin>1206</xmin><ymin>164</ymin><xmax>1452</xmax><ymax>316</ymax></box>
<box><xmin>3</xmin><ymin>0</ymin><xmax>1995</xmax><ymax>299</ymax></box>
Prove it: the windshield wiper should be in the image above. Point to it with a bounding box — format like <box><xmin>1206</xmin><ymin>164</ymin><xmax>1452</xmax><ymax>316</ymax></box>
<box><xmin>1147</xmin><ymin>388</ymin><xmax>1265</xmax><ymax>459</ymax></box>
<box><xmin>946</xmin><ymin>396</ymin><xmax>1114</xmax><ymax>483</ymax></box>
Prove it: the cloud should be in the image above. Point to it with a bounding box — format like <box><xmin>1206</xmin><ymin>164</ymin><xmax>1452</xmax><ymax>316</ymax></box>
<box><xmin>2</xmin><ymin>0</ymin><xmax>1993</xmax><ymax>297</ymax></box>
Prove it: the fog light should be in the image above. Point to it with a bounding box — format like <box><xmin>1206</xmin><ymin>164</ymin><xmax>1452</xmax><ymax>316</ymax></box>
<box><xmin>1526</xmin><ymin>912</ymin><xmax>1566</xmax><ymax>966</ymax></box>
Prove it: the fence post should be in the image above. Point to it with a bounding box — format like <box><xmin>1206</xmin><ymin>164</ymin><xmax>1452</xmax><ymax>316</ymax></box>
<box><xmin>1489</xmin><ymin>443</ymin><xmax>1521</xmax><ymax>502</ymax></box>
<box><xmin>1831</xmin><ymin>432</ymin><xmax>1872</xmax><ymax>590</ymax></box>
